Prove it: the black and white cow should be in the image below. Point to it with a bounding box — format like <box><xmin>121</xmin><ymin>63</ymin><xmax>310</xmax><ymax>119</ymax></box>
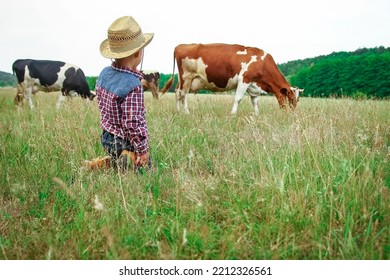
<box><xmin>12</xmin><ymin>59</ymin><xmax>96</xmax><ymax>108</ymax></box>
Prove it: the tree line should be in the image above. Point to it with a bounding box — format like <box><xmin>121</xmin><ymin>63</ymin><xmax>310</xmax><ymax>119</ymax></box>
<box><xmin>0</xmin><ymin>71</ymin><xmax>16</xmax><ymax>87</ymax></box>
<box><xmin>279</xmin><ymin>46</ymin><xmax>390</xmax><ymax>99</ymax></box>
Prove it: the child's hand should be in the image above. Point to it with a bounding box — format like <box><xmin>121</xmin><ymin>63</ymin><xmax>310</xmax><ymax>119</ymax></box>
<box><xmin>136</xmin><ymin>152</ymin><xmax>149</xmax><ymax>167</ymax></box>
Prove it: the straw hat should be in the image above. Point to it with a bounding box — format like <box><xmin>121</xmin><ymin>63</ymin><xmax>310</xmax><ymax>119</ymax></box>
<box><xmin>100</xmin><ymin>16</ymin><xmax>154</xmax><ymax>59</ymax></box>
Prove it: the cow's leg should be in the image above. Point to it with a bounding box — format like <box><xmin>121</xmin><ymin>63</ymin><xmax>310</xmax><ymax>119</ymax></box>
<box><xmin>176</xmin><ymin>83</ymin><xmax>190</xmax><ymax>113</ymax></box>
<box><xmin>231</xmin><ymin>92</ymin><xmax>243</xmax><ymax>115</ymax></box>
<box><xmin>182</xmin><ymin>93</ymin><xmax>189</xmax><ymax>114</ymax></box>
<box><xmin>150</xmin><ymin>85</ymin><xmax>159</xmax><ymax>99</ymax></box>
<box><xmin>25</xmin><ymin>86</ymin><xmax>34</xmax><ymax>109</ymax></box>
<box><xmin>176</xmin><ymin>90</ymin><xmax>189</xmax><ymax>114</ymax></box>
<box><xmin>231</xmin><ymin>83</ymin><xmax>249</xmax><ymax>115</ymax></box>
<box><xmin>56</xmin><ymin>94</ymin><xmax>66</xmax><ymax>109</ymax></box>
<box><xmin>176</xmin><ymin>92</ymin><xmax>189</xmax><ymax>114</ymax></box>
<box><xmin>250</xmin><ymin>96</ymin><xmax>259</xmax><ymax>115</ymax></box>
<box><xmin>14</xmin><ymin>84</ymin><xmax>25</xmax><ymax>107</ymax></box>
<box><xmin>175</xmin><ymin>89</ymin><xmax>182</xmax><ymax>112</ymax></box>
<box><xmin>247</xmin><ymin>84</ymin><xmax>263</xmax><ymax>115</ymax></box>
<box><xmin>178</xmin><ymin>79</ymin><xmax>192</xmax><ymax>114</ymax></box>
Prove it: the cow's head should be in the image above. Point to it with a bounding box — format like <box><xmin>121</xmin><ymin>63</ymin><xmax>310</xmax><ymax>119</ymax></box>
<box><xmin>291</xmin><ymin>87</ymin><xmax>304</xmax><ymax>102</ymax></box>
<box><xmin>280</xmin><ymin>87</ymin><xmax>299</xmax><ymax>109</ymax></box>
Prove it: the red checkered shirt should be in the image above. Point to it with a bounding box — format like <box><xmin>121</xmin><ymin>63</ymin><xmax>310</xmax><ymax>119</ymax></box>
<box><xmin>95</xmin><ymin>63</ymin><xmax>149</xmax><ymax>155</ymax></box>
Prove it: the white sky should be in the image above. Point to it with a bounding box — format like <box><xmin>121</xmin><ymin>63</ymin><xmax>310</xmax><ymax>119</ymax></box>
<box><xmin>1</xmin><ymin>0</ymin><xmax>389</xmax><ymax>76</ymax></box>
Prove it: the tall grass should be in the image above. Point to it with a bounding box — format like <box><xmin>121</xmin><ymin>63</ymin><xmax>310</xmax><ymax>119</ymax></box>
<box><xmin>0</xmin><ymin>88</ymin><xmax>389</xmax><ymax>260</ymax></box>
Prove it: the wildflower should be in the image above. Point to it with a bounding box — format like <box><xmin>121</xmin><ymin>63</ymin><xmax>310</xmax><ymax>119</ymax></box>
<box><xmin>182</xmin><ymin>228</ymin><xmax>188</xmax><ymax>246</ymax></box>
<box><xmin>94</xmin><ymin>195</ymin><xmax>105</xmax><ymax>211</ymax></box>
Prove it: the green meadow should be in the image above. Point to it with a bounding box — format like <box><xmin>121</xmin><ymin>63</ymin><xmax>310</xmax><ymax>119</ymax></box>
<box><xmin>0</xmin><ymin>88</ymin><xmax>389</xmax><ymax>260</ymax></box>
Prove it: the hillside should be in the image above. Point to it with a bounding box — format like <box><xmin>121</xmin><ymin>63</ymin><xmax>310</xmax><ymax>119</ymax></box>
<box><xmin>278</xmin><ymin>46</ymin><xmax>390</xmax><ymax>98</ymax></box>
<box><xmin>0</xmin><ymin>71</ymin><xmax>16</xmax><ymax>87</ymax></box>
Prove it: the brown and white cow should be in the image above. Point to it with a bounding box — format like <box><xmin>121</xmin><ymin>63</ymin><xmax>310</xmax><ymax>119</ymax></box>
<box><xmin>162</xmin><ymin>43</ymin><xmax>300</xmax><ymax>115</ymax></box>
<box><xmin>141</xmin><ymin>71</ymin><xmax>160</xmax><ymax>99</ymax></box>
<box><xmin>12</xmin><ymin>59</ymin><xmax>95</xmax><ymax>109</ymax></box>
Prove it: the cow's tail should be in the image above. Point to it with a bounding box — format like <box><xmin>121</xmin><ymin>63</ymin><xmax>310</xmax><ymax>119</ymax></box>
<box><xmin>160</xmin><ymin>76</ymin><xmax>174</xmax><ymax>94</ymax></box>
<box><xmin>160</xmin><ymin>52</ymin><xmax>176</xmax><ymax>94</ymax></box>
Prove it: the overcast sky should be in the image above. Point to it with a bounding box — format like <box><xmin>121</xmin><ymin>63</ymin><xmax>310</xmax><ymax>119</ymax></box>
<box><xmin>1</xmin><ymin>0</ymin><xmax>389</xmax><ymax>76</ymax></box>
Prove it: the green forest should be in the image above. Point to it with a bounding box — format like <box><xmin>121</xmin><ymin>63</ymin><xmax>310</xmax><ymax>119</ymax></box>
<box><xmin>279</xmin><ymin>46</ymin><xmax>390</xmax><ymax>98</ymax></box>
<box><xmin>1</xmin><ymin>46</ymin><xmax>389</xmax><ymax>98</ymax></box>
<box><xmin>0</xmin><ymin>71</ymin><xmax>16</xmax><ymax>87</ymax></box>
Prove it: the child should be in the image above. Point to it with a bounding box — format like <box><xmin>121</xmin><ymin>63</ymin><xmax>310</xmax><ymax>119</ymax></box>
<box><xmin>94</xmin><ymin>16</ymin><xmax>154</xmax><ymax>171</ymax></box>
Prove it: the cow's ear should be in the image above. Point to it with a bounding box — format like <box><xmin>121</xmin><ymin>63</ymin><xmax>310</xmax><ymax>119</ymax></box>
<box><xmin>280</xmin><ymin>88</ymin><xmax>288</xmax><ymax>95</ymax></box>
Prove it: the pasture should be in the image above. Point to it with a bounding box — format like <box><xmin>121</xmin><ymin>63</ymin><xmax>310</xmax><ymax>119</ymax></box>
<box><xmin>0</xmin><ymin>88</ymin><xmax>389</xmax><ymax>260</ymax></box>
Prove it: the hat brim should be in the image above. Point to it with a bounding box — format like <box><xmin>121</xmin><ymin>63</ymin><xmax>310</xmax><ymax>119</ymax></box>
<box><xmin>100</xmin><ymin>33</ymin><xmax>154</xmax><ymax>59</ymax></box>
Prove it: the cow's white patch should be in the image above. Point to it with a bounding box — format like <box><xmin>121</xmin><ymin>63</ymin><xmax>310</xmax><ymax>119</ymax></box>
<box><xmin>55</xmin><ymin>63</ymin><xmax>78</xmax><ymax>86</ymax></box>
<box><xmin>231</xmin><ymin>55</ymin><xmax>259</xmax><ymax>115</ymax></box>
<box><xmin>237</xmin><ymin>49</ymin><xmax>247</xmax><ymax>55</ymax></box>
<box><xmin>260</xmin><ymin>51</ymin><xmax>268</xmax><ymax>61</ymax></box>
<box><xmin>181</xmin><ymin>57</ymin><xmax>208</xmax><ymax>91</ymax></box>
<box><xmin>239</xmin><ymin>55</ymin><xmax>257</xmax><ymax>76</ymax></box>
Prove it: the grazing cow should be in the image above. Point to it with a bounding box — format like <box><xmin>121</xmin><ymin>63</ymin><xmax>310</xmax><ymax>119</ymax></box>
<box><xmin>162</xmin><ymin>43</ymin><xmax>300</xmax><ymax>115</ymax></box>
<box><xmin>12</xmin><ymin>59</ymin><xmax>96</xmax><ymax>108</ymax></box>
<box><xmin>141</xmin><ymin>71</ymin><xmax>160</xmax><ymax>99</ymax></box>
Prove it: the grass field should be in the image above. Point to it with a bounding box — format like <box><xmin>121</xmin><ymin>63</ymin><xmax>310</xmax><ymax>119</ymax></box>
<box><xmin>0</xmin><ymin>88</ymin><xmax>389</xmax><ymax>260</ymax></box>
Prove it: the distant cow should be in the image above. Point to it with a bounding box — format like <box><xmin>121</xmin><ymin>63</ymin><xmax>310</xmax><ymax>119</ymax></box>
<box><xmin>141</xmin><ymin>71</ymin><xmax>160</xmax><ymax>99</ymax></box>
<box><xmin>162</xmin><ymin>43</ymin><xmax>300</xmax><ymax>115</ymax></box>
<box><xmin>12</xmin><ymin>59</ymin><xmax>96</xmax><ymax>108</ymax></box>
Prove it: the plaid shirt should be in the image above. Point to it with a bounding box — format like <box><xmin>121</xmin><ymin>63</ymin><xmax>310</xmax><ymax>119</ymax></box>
<box><xmin>95</xmin><ymin>63</ymin><xmax>149</xmax><ymax>155</ymax></box>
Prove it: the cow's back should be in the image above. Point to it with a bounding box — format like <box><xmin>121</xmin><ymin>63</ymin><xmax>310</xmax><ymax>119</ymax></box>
<box><xmin>27</xmin><ymin>60</ymin><xmax>66</xmax><ymax>87</ymax></box>
<box><xmin>175</xmin><ymin>43</ymin><xmax>248</xmax><ymax>75</ymax></box>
